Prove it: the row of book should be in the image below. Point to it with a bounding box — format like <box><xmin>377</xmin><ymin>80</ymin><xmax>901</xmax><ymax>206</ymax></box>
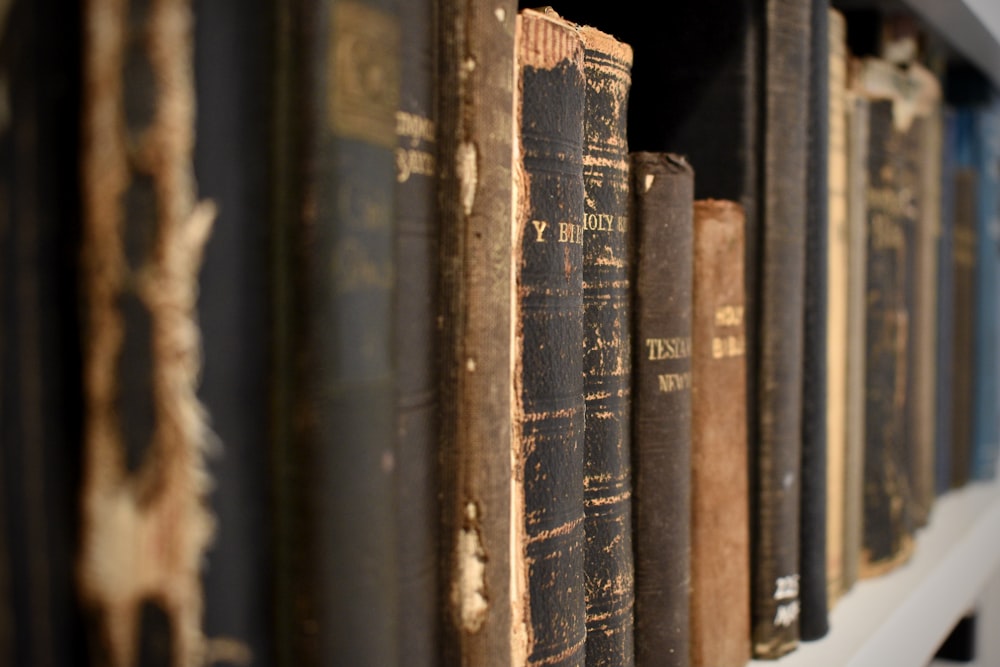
<box><xmin>2</xmin><ymin>0</ymin><xmax>999</xmax><ymax>666</ymax></box>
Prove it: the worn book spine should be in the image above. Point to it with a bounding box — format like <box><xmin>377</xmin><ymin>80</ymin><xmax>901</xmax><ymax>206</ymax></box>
<box><xmin>690</xmin><ymin>199</ymin><xmax>750</xmax><ymax>667</ymax></box>
<box><xmin>859</xmin><ymin>96</ymin><xmax>915</xmax><ymax>577</ymax></box>
<box><xmin>513</xmin><ymin>10</ymin><xmax>587</xmax><ymax>667</ymax></box>
<box><xmin>751</xmin><ymin>0</ymin><xmax>811</xmax><ymax>658</ymax></box>
<box><xmin>799</xmin><ymin>0</ymin><xmax>828</xmax><ymax>641</ymax></box>
<box><xmin>192</xmin><ymin>0</ymin><xmax>277</xmax><ymax>663</ymax></box>
<box><xmin>951</xmin><ymin>162</ymin><xmax>977</xmax><ymax>490</ymax></box>
<box><xmin>578</xmin><ymin>24</ymin><xmax>635</xmax><ymax>667</ymax></box>
<box><xmin>78</xmin><ymin>0</ymin><xmax>221</xmax><ymax>663</ymax></box>
<box><xmin>436</xmin><ymin>1</ymin><xmax>518</xmax><ymax>665</ymax></box>
<box><xmin>970</xmin><ymin>99</ymin><xmax>1000</xmax><ymax>482</ymax></box>
<box><xmin>0</xmin><ymin>0</ymin><xmax>84</xmax><ymax>664</ymax></box>
<box><xmin>911</xmin><ymin>82</ymin><xmax>943</xmax><ymax>521</ymax></box>
<box><xmin>271</xmin><ymin>0</ymin><xmax>401</xmax><ymax>664</ymax></box>
<box><xmin>842</xmin><ymin>91</ymin><xmax>870</xmax><ymax>593</ymax></box>
<box><xmin>394</xmin><ymin>0</ymin><xmax>439</xmax><ymax>663</ymax></box>
<box><xmin>935</xmin><ymin>107</ymin><xmax>959</xmax><ymax>496</ymax></box>
<box><xmin>825</xmin><ymin>6</ymin><xmax>849</xmax><ymax>607</ymax></box>
<box><xmin>629</xmin><ymin>152</ymin><xmax>693</xmax><ymax>667</ymax></box>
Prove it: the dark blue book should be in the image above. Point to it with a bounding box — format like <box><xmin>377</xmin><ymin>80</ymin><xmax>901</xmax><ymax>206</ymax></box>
<box><xmin>969</xmin><ymin>97</ymin><xmax>1000</xmax><ymax>482</ymax></box>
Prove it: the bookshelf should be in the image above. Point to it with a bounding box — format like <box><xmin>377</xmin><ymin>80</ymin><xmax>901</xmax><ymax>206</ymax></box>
<box><xmin>752</xmin><ymin>476</ymin><xmax>1000</xmax><ymax>666</ymax></box>
<box><xmin>900</xmin><ymin>0</ymin><xmax>1000</xmax><ymax>88</ymax></box>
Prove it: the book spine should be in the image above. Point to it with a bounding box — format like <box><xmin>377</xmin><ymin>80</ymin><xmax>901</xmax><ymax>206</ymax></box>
<box><xmin>578</xmin><ymin>25</ymin><xmax>635</xmax><ymax>667</ymax></box>
<box><xmin>859</xmin><ymin>97</ymin><xmax>914</xmax><ymax>576</ymax></box>
<box><xmin>911</xmin><ymin>85</ymin><xmax>944</xmax><ymax>519</ymax></box>
<box><xmin>273</xmin><ymin>0</ymin><xmax>401</xmax><ymax>663</ymax></box>
<box><xmin>825</xmin><ymin>6</ymin><xmax>849</xmax><ymax>606</ymax></box>
<box><xmin>629</xmin><ymin>152</ymin><xmax>693</xmax><ymax>667</ymax></box>
<box><xmin>193</xmin><ymin>0</ymin><xmax>277</xmax><ymax>661</ymax></box>
<box><xmin>799</xmin><ymin>0</ymin><xmax>829</xmax><ymax>641</ymax></box>
<box><xmin>950</xmin><ymin>162</ymin><xmax>977</xmax><ymax>489</ymax></box>
<box><xmin>690</xmin><ymin>199</ymin><xmax>750</xmax><ymax>667</ymax></box>
<box><xmin>842</xmin><ymin>92</ymin><xmax>870</xmax><ymax>593</ymax></box>
<box><xmin>935</xmin><ymin>108</ymin><xmax>959</xmax><ymax>496</ymax></box>
<box><xmin>394</xmin><ymin>0</ymin><xmax>440</xmax><ymax>663</ymax></box>
<box><xmin>513</xmin><ymin>11</ymin><xmax>587</xmax><ymax>667</ymax></box>
<box><xmin>971</xmin><ymin>99</ymin><xmax>1000</xmax><ymax>481</ymax></box>
<box><xmin>436</xmin><ymin>1</ymin><xmax>518</xmax><ymax>665</ymax></box>
<box><xmin>78</xmin><ymin>0</ymin><xmax>218</xmax><ymax>663</ymax></box>
<box><xmin>0</xmin><ymin>0</ymin><xmax>84</xmax><ymax>664</ymax></box>
<box><xmin>751</xmin><ymin>0</ymin><xmax>811</xmax><ymax>657</ymax></box>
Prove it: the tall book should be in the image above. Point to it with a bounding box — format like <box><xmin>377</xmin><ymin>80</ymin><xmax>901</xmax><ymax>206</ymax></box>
<box><xmin>270</xmin><ymin>0</ymin><xmax>401</xmax><ymax>663</ymax></box>
<box><xmin>77</xmin><ymin>0</ymin><xmax>222</xmax><ymax>663</ymax></box>
<box><xmin>436</xmin><ymin>1</ymin><xmax>518</xmax><ymax>665</ymax></box>
<box><xmin>825</xmin><ymin>6</ymin><xmax>850</xmax><ymax>607</ymax></box>
<box><xmin>0</xmin><ymin>0</ymin><xmax>85</xmax><ymax>664</ymax></box>
<box><xmin>629</xmin><ymin>152</ymin><xmax>693</xmax><ymax>667</ymax></box>
<box><xmin>799</xmin><ymin>0</ymin><xmax>829</xmax><ymax>640</ymax></box>
<box><xmin>842</xmin><ymin>91</ymin><xmax>870</xmax><ymax>593</ymax></box>
<box><xmin>935</xmin><ymin>107</ymin><xmax>959</xmax><ymax>496</ymax></box>
<box><xmin>393</xmin><ymin>0</ymin><xmax>440</xmax><ymax>663</ymax></box>
<box><xmin>968</xmin><ymin>97</ymin><xmax>1000</xmax><ymax>482</ymax></box>
<box><xmin>193</xmin><ymin>0</ymin><xmax>278</xmax><ymax>662</ymax></box>
<box><xmin>853</xmin><ymin>57</ymin><xmax>924</xmax><ymax>577</ymax></box>
<box><xmin>911</xmin><ymin>74</ymin><xmax>944</xmax><ymax>522</ymax></box>
<box><xmin>690</xmin><ymin>199</ymin><xmax>750</xmax><ymax>667</ymax></box>
<box><xmin>511</xmin><ymin>10</ymin><xmax>587</xmax><ymax>667</ymax></box>
<box><xmin>950</xmin><ymin>159</ymin><xmax>978</xmax><ymax>490</ymax></box>
<box><xmin>751</xmin><ymin>0</ymin><xmax>812</xmax><ymax>657</ymax></box>
<box><xmin>578</xmin><ymin>23</ymin><xmax>635</xmax><ymax>667</ymax></box>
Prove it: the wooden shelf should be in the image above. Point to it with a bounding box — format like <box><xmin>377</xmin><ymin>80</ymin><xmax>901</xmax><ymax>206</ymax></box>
<box><xmin>751</xmin><ymin>479</ymin><xmax>1000</xmax><ymax>666</ymax></box>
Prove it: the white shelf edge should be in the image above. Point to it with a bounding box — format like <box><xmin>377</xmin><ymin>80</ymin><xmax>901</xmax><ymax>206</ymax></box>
<box><xmin>900</xmin><ymin>0</ymin><xmax>1000</xmax><ymax>89</ymax></box>
<box><xmin>750</xmin><ymin>478</ymin><xmax>1000</xmax><ymax>667</ymax></box>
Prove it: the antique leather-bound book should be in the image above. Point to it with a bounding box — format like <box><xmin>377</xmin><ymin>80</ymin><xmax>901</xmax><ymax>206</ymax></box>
<box><xmin>842</xmin><ymin>91</ymin><xmax>870</xmax><ymax>594</ymax></box>
<box><xmin>751</xmin><ymin>0</ymin><xmax>812</xmax><ymax>657</ymax></box>
<box><xmin>393</xmin><ymin>0</ymin><xmax>440</xmax><ymax>663</ymax></box>
<box><xmin>799</xmin><ymin>0</ymin><xmax>829</xmax><ymax>641</ymax></box>
<box><xmin>512</xmin><ymin>10</ymin><xmax>587</xmax><ymax>667</ymax></box>
<box><xmin>967</xmin><ymin>98</ymin><xmax>1000</xmax><ymax>482</ymax></box>
<box><xmin>436</xmin><ymin>1</ymin><xmax>518</xmax><ymax>665</ymax></box>
<box><xmin>825</xmin><ymin>6</ymin><xmax>849</xmax><ymax>608</ymax></box>
<box><xmin>577</xmin><ymin>23</ymin><xmax>636</xmax><ymax>667</ymax></box>
<box><xmin>0</xmin><ymin>0</ymin><xmax>84</xmax><ymax>664</ymax></box>
<box><xmin>690</xmin><ymin>199</ymin><xmax>750</xmax><ymax>667</ymax></box>
<box><xmin>78</xmin><ymin>0</ymin><xmax>225</xmax><ymax>663</ymax></box>
<box><xmin>950</xmin><ymin>163</ymin><xmax>978</xmax><ymax>490</ymax></box>
<box><xmin>910</xmin><ymin>75</ymin><xmax>944</xmax><ymax>522</ymax></box>
<box><xmin>629</xmin><ymin>152</ymin><xmax>693</xmax><ymax>667</ymax></box>
<box><xmin>193</xmin><ymin>0</ymin><xmax>278</xmax><ymax>663</ymax></box>
<box><xmin>270</xmin><ymin>0</ymin><xmax>401</xmax><ymax>663</ymax></box>
<box><xmin>935</xmin><ymin>107</ymin><xmax>959</xmax><ymax>496</ymax></box>
<box><xmin>854</xmin><ymin>84</ymin><xmax>916</xmax><ymax>577</ymax></box>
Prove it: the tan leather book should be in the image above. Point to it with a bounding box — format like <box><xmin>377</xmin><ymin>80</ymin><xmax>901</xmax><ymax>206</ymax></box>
<box><xmin>690</xmin><ymin>199</ymin><xmax>751</xmax><ymax>667</ymax></box>
<box><xmin>825</xmin><ymin>6</ymin><xmax>849</xmax><ymax>607</ymax></box>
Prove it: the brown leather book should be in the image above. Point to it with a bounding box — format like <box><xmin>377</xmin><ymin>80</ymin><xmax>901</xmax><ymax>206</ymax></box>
<box><xmin>690</xmin><ymin>199</ymin><xmax>751</xmax><ymax>667</ymax></box>
<box><xmin>435</xmin><ymin>1</ymin><xmax>518</xmax><ymax>665</ymax></box>
<box><xmin>578</xmin><ymin>23</ymin><xmax>636</xmax><ymax>667</ymax></box>
<box><xmin>951</xmin><ymin>167</ymin><xmax>978</xmax><ymax>490</ymax></box>
<box><xmin>842</xmin><ymin>91</ymin><xmax>870</xmax><ymax>594</ymax></box>
<box><xmin>512</xmin><ymin>10</ymin><xmax>587</xmax><ymax>667</ymax></box>
<box><xmin>629</xmin><ymin>152</ymin><xmax>693</xmax><ymax>667</ymax></box>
